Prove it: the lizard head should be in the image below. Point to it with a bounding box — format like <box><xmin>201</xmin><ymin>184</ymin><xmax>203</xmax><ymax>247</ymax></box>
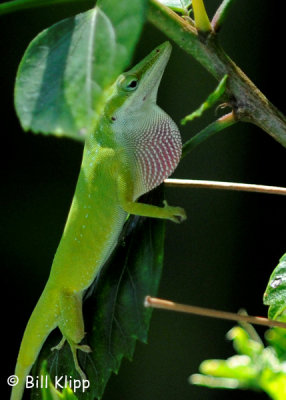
<box><xmin>115</xmin><ymin>41</ymin><xmax>172</xmax><ymax>109</ymax></box>
<box><xmin>106</xmin><ymin>42</ymin><xmax>182</xmax><ymax>199</ymax></box>
<box><xmin>105</xmin><ymin>41</ymin><xmax>172</xmax><ymax>119</ymax></box>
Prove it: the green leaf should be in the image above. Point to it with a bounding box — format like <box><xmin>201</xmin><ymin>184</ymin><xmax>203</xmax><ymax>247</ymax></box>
<box><xmin>227</xmin><ymin>326</ymin><xmax>263</xmax><ymax>358</ymax></box>
<box><xmin>39</xmin><ymin>361</ymin><xmax>79</xmax><ymax>400</ymax></box>
<box><xmin>190</xmin><ymin>325</ymin><xmax>286</xmax><ymax>400</ymax></box>
<box><xmin>181</xmin><ymin>74</ymin><xmax>228</xmax><ymax>125</ymax></box>
<box><xmin>264</xmin><ymin>253</ymin><xmax>286</xmax><ymax>320</ymax></box>
<box><xmin>0</xmin><ymin>0</ymin><xmax>91</xmax><ymax>16</ymax></box>
<box><xmin>158</xmin><ymin>0</ymin><xmax>191</xmax><ymax>14</ymax></box>
<box><xmin>265</xmin><ymin>326</ymin><xmax>286</xmax><ymax>362</ymax></box>
<box><xmin>32</xmin><ymin>188</ymin><xmax>165</xmax><ymax>400</ymax></box>
<box><xmin>191</xmin><ymin>254</ymin><xmax>286</xmax><ymax>400</ymax></box>
<box><xmin>15</xmin><ymin>0</ymin><xmax>147</xmax><ymax>140</ymax></box>
<box><xmin>196</xmin><ymin>356</ymin><xmax>258</xmax><ymax>386</ymax></box>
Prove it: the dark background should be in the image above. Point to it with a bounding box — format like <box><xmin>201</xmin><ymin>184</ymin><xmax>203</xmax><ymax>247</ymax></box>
<box><xmin>1</xmin><ymin>1</ymin><xmax>285</xmax><ymax>399</ymax></box>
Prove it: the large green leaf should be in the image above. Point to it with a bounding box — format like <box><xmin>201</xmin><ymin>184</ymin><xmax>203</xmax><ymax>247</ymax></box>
<box><xmin>15</xmin><ymin>0</ymin><xmax>147</xmax><ymax>140</ymax></box>
<box><xmin>264</xmin><ymin>253</ymin><xmax>286</xmax><ymax>320</ymax></box>
<box><xmin>32</xmin><ymin>188</ymin><xmax>166</xmax><ymax>400</ymax></box>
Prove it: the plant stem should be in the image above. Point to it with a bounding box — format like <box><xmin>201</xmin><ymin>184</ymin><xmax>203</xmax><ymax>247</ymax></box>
<box><xmin>148</xmin><ymin>0</ymin><xmax>286</xmax><ymax>148</ymax></box>
<box><xmin>164</xmin><ymin>179</ymin><xmax>286</xmax><ymax>196</ymax></box>
<box><xmin>181</xmin><ymin>75</ymin><xmax>228</xmax><ymax>125</ymax></box>
<box><xmin>145</xmin><ymin>296</ymin><xmax>286</xmax><ymax>330</ymax></box>
<box><xmin>181</xmin><ymin>112</ymin><xmax>235</xmax><ymax>157</ymax></box>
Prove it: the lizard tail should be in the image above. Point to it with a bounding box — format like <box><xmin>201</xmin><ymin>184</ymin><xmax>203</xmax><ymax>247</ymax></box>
<box><xmin>10</xmin><ymin>288</ymin><xmax>58</xmax><ymax>400</ymax></box>
<box><xmin>10</xmin><ymin>363</ymin><xmax>33</xmax><ymax>400</ymax></box>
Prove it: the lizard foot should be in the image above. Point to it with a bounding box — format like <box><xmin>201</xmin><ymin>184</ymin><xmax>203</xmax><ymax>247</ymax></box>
<box><xmin>70</xmin><ymin>342</ymin><xmax>92</xmax><ymax>380</ymax></box>
<box><xmin>51</xmin><ymin>337</ymin><xmax>66</xmax><ymax>352</ymax></box>
<box><xmin>163</xmin><ymin>200</ymin><xmax>187</xmax><ymax>223</ymax></box>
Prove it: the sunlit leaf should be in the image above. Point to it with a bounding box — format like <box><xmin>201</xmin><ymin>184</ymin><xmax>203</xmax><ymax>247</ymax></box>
<box><xmin>15</xmin><ymin>0</ymin><xmax>147</xmax><ymax>140</ymax></box>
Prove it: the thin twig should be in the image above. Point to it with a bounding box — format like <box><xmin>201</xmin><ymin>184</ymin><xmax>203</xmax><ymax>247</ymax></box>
<box><xmin>145</xmin><ymin>296</ymin><xmax>286</xmax><ymax>329</ymax></box>
<box><xmin>164</xmin><ymin>179</ymin><xmax>286</xmax><ymax>196</ymax></box>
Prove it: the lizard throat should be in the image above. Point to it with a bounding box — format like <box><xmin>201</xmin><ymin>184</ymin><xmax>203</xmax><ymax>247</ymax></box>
<box><xmin>122</xmin><ymin>107</ymin><xmax>182</xmax><ymax>199</ymax></box>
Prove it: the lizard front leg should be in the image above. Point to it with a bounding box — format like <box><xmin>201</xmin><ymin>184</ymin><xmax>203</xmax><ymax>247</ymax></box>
<box><xmin>117</xmin><ymin>174</ymin><xmax>186</xmax><ymax>223</ymax></box>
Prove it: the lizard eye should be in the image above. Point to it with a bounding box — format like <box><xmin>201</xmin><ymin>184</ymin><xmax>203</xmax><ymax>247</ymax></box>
<box><xmin>118</xmin><ymin>75</ymin><xmax>139</xmax><ymax>92</ymax></box>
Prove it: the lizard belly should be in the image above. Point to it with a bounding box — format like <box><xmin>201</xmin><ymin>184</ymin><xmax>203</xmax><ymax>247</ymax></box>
<box><xmin>49</xmin><ymin>173</ymin><xmax>127</xmax><ymax>292</ymax></box>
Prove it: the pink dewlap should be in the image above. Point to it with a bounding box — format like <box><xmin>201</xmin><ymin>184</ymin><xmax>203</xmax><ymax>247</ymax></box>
<box><xmin>134</xmin><ymin>115</ymin><xmax>181</xmax><ymax>193</ymax></box>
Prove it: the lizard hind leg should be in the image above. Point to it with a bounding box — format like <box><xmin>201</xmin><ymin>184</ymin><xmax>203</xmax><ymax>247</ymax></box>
<box><xmin>58</xmin><ymin>290</ymin><xmax>92</xmax><ymax>380</ymax></box>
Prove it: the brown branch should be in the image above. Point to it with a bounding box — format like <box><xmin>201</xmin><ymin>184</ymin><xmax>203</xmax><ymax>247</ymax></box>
<box><xmin>145</xmin><ymin>296</ymin><xmax>286</xmax><ymax>330</ymax></box>
<box><xmin>164</xmin><ymin>179</ymin><xmax>286</xmax><ymax>196</ymax></box>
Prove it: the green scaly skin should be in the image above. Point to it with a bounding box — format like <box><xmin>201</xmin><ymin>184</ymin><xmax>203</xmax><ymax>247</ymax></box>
<box><xmin>11</xmin><ymin>41</ymin><xmax>186</xmax><ymax>400</ymax></box>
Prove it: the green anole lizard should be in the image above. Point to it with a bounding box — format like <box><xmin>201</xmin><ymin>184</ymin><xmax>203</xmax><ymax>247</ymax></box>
<box><xmin>11</xmin><ymin>41</ymin><xmax>186</xmax><ymax>400</ymax></box>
